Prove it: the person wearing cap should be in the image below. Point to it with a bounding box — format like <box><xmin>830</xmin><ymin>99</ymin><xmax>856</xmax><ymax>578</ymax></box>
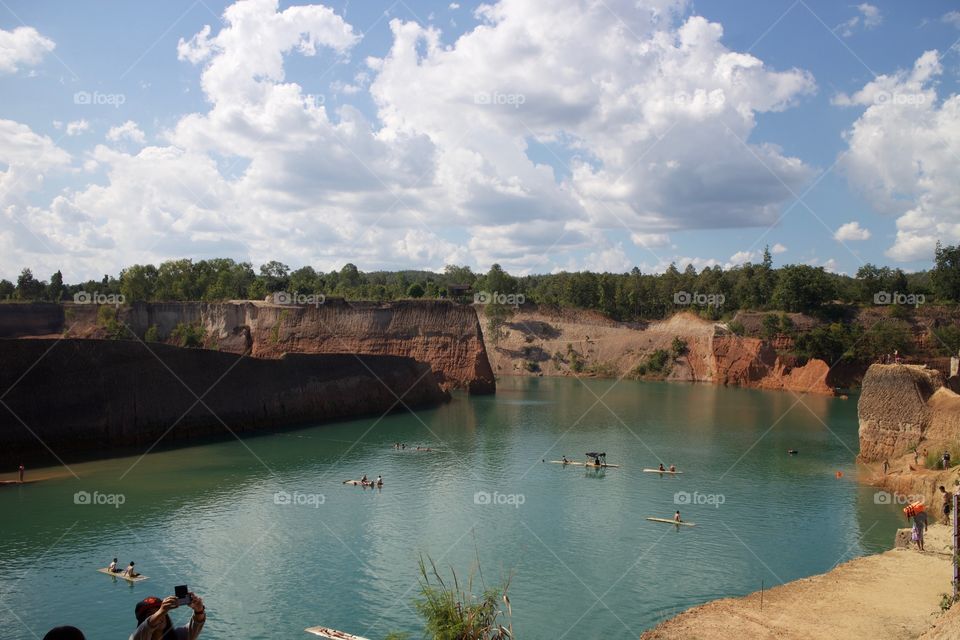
<box><xmin>130</xmin><ymin>592</ymin><xmax>205</xmax><ymax>640</ymax></box>
<box><xmin>43</xmin><ymin>627</ymin><xmax>85</xmax><ymax>640</ymax></box>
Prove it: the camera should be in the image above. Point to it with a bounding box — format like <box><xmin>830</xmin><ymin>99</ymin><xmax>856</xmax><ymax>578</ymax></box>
<box><xmin>174</xmin><ymin>585</ymin><xmax>191</xmax><ymax>607</ymax></box>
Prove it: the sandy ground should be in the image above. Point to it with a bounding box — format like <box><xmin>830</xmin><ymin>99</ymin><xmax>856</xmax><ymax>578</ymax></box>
<box><xmin>640</xmin><ymin>524</ymin><xmax>957</xmax><ymax>640</ymax></box>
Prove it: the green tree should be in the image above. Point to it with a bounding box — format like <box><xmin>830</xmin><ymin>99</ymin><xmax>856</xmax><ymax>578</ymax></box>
<box><xmin>0</xmin><ymin>279</ymin><xmax>14</xmax><ymax>300</ymax></box>
<box><xmin>932</xmin><ymin>242</ymin><xmax>960</xmax><ymax>302</ymax></box>
<box><xmin>407</xmin><ymin>282</ymin><xmax>425</xmax><ymax>298</ymax></box>
<box><xmin>259</xmin><ymin>261</ymin><xmax>291</xmax><ymax>293</ymax></box>
<box><xmin>771</xmin><ymin>265</ymin><xmax>837</xmax><ymax>313</ymax></box>
<box><xmin>47</xmin><ymin>270</ymin><xmax>64</xmax><ymax>301</ymax></box>
<box><xmin>120</xmin><ymin>264</ymin><xmax>158</xmax><ymax>301</ymax></box>
<box><xmin>15</xmin><ymin>268</ymin><xmax>44</xmax><ymax>300</ymax></box>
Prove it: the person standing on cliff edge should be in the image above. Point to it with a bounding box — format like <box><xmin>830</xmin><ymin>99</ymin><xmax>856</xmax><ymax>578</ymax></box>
<box><xmin>18</xmin><ymin>463</ymin><xmax>24</xmax><ymax>483</ymax></box>
<box><xmin>940</xmin><ymin>486</ymin><xmax>953</xmax><ymax>525</ymax></box>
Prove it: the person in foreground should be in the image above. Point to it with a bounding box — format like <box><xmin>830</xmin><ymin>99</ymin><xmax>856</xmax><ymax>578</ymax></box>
<box><xmin>131</xmin><ymin>593</ymin><xmax>205</xmax><ymax>640</ymax></box>
<box><xmin>43</xmin><ymin>626</ymin><xmax>85</xmax><ymax>639</ymax></box>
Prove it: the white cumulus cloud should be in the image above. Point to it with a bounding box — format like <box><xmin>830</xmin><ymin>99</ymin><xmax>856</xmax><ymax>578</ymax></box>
<box><xmin>834</xmin><ymin>221</ymin><xmax>871</xmax><ymax>241</ymax></box>
<box><xmin>106</xmin><ymin>121</ymin><xmax>146</xmax><ymax>144</ymax></box>
<box><xmin>838</xmin><ymin>50</ymin><xmax>959</xmax><ymax>262</ymax></box>
<box><xmin>65</xmin><ymin>120</ymin><xmax>90</xmax><ymax>136</ymax></box>
<box><xmin>0</xmin><ymin>26</ymin><xmax>55</xmax><ymax>74</ymax></box>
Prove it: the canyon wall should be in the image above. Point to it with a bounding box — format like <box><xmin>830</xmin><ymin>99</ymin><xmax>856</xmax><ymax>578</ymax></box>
<box><xmin>480</xmin><ymin>308</ymin><xmax>834</xmax><ymax>394</ymax></box>
<box><xmin>0</xmin><ymin>338</ymin><xmax>448</xmax><ymax>467</ymax></box>
<box><xmin>0</xmin><ymin>300</ymin><xmax>495</xmax><ymax>394</ymax></box>
<box><xmin>857</xmin><ymin>364</ymin><xmax>943</xmax><ymax>462</ymax></box>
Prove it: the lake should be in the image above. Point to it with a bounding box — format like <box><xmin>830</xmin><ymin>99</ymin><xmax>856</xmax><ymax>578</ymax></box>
<box><xmin>0</xmin><ymin>377</ymin><xmax>903</xmax><ymax>639</ymax></box>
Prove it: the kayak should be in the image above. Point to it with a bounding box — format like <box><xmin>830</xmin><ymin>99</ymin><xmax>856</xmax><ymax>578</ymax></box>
<box><xmin>343</xmin><ymin>480</ymin><xmax>377</xmax><ymax>486</ymax></box>
<box><xmin>98</xmin><ymin>568</ymin><xmax>148</xmax><ymax>582</ymax></box>
<box><xmin>305</xmin><ymin>626</ymin><xmax>370</xmax><ymax>640</ymax></box>
<box><xmin>642</xmin><ymin>468</ymin><xmax>682</xmax><ymax>474</ymax></box>
<box><xmin>548</xmin><ymin>461</ymin><xmax>621</xmax><ymax>468</ymax></box>
<box><xmin>646</xmin><ymin>517</ymin><xmax>695</xmax><ymax>527</ymax></box>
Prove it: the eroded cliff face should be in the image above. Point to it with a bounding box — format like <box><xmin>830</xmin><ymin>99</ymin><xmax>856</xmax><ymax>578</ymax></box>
<box><xmin>0</xmin><ymin>338</ymin><xmax>448</xmax><ymax>466</ymax></box>
<box><xmin>857</xmin><ymin>364</ymin><xmax>942</xmax><ymax>462</ymax></box>
<box><xmin>480</xmin><ymin>308</ymin><xmax>833</xmax><ymax>394</ymax></box>
<box><xmin>3</xmin><ymin>300</ymin><xmax>495</xmax><ymax>394</ymax></box>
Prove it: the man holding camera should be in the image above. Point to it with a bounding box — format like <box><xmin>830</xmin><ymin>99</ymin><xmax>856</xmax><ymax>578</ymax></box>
<box><xmin>130</xmin><ymin>592</ymin><xmax>205</xmax><ymax>639</ymax></box>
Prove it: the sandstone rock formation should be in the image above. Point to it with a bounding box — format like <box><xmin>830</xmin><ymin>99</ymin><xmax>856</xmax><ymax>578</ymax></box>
<box><xmin>0</xmin><ymin>300</ymin><xmax>495</xmax><ymax>394</ymax></box>
<box><xmin>0</xmin><ymin>338</ymin><xmax>448</xmax><ymax>466</ymax></box>
<box><xmin>857</xmin><ymin>364</ymin><xmax>943</xmax><ymax>462</ymax></box>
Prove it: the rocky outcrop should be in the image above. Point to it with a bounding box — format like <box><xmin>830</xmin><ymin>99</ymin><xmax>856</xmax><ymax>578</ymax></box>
<box><xmin>0</xmin><ymin>300</ymin><xmax>495</xmax><ymax>394</ymax></box>
<box><xmin>857</xmin><ymin>364</ymin><xmax>943</xmax><ymax>462</ymax></box>
<box><xmin>0</xmin><ymin>338</ymin><xmax>448</xmax><ymax>467</ymax></box>
<box><xmin>480</xmin><ymin>308</ymin><xmax>833</xmax><ymax>395</ymax></box>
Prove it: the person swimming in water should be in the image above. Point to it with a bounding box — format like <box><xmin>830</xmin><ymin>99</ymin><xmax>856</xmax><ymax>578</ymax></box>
<box><xmin>376</xmin><ymin>475</ymin><xmax>383</xmax><ymax>486</ymax></box>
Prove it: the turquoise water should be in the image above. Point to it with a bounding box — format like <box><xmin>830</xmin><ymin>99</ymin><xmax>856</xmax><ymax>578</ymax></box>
<box><xmin>0</xmin><ymin>377</ymin><xmax>903</xmax><ymax>639</ymax></box>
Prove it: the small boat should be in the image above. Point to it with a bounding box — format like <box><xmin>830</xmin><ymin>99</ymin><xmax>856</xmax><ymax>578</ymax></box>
<box><xmin>642</xmin><ymin>468</ymin><xmax>683</xmax><ymax>474</ymax></box>
<box><xmin>646</xmin><ymin>517</ymin><xmax>695</xmax><ymax>527</ymax></box>
<box><xmin>548</xmin><ymin>460</ymin><xmax>621</xmax><ymax>468</ymax></box>
<box><xmin>305</xmin><ymin>626</ymin><xmax>370</xmax><ymax>640</ymax></box>
<box><xmin>97</xmin><ymin>568</ymin><xmax>148</xmax><ymax>582</ymax></box>
<box><xmin>787</xmin><ymin>449</ymin><xmax>799</xmax><ymax>455</ymax></box>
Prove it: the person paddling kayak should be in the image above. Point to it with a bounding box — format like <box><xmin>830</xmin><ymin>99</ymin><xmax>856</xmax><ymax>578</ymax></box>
<box><xmin>674</xmin><ymin>511</ymin><xmax>682</xmax><ymax>523</ymax></box>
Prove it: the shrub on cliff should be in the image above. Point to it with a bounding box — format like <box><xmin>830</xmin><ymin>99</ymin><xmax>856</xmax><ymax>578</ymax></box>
<box><xmin>170</xmin><ymin>322</ymin><xmax>206</xmax><ymax>348</ymax></box>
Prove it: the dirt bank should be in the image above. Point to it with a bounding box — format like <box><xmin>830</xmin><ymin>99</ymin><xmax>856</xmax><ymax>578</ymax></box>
<box><xmin>640</xmin><ymin>525</ymin><xmax>955</xmax><ymax>640</ymax></box>
<box><xmin>478</xmin><ymin>307</ymin><xmax>833</xmax><ymax>394</ymax></box>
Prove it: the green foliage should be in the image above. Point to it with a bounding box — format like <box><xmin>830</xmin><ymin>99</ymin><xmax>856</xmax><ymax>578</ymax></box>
<box><xmin>771</xmin><ymin>265</ymin><xmax>837</xmax><ymax>313</ymax></box>
<box><xmin>570</xmin><ymin>352</ymin><xmax>584</xmax><ymax>373</ymax></box>
<box><xmin>646</xmin><ymin>349</ymin><xmax>671</xmax><ymax>374</ymax></box>
<box><xmin>933</xmin><ymin>325</ymin><xmax>960</xmax><ymax>356</ymax></box>
<box><xmin>933</xmin><ymin>242</ymin><xmax>960</xmax><ymax>302</ymax></box>
<box><xmin>671</xmin><ymin>336</ymin><xmax>688</xmax><ymax>357</ymax></box>
<box><xmin>15</xmin><ymin>268</ymin><xmax>44</xmax><ymax>300</ymax></box>
<box><xmin>523</xmin><ymin>360</ymin><xmax>540</xmax><ymax>372</ymax></box>
<box><xmin>407</xmin><ymin>282</ymin><xmax>425</xmax><ymax>298</ymax></box>
<box><xmin>412</xmin><ymin>556</ymin><xmax>512</xmax><ymax>640</ymax></box>
<box><xmin>144</xmin><ymin>325</ymin><xmax>160</xmax><ymax>343</ymax></box>
<box><xmin>794</xmin><ymin>323</ymin><xmax>860</xmax><ymax>364</ymax></box>
<box><xmin>0</xmin><ymin>278</ymin><xmax>13</xmax><ymax>300</ymax></box>
<box><xmin>484</xmin><ymin>303</ymin><xmax>514</xmax><ymax>346</ymax></box>
<box><xmin>761</xmin><ymin>314</ymin><xmax>780</xmax><ymax>339</ymax></box>
<box><xmin>170</xmin><ymin>322</ymin><xmax>206</xmax><ymax>348</ymax></box>
<box><xmin>727</xmin><ymin>320</ymin><xmax>745</xmax><ymax>336</ymax></box>
<box><xmin>96</xmin><ymin>305</ymin><xmax>126</xmax><ymax>340</ymax></box>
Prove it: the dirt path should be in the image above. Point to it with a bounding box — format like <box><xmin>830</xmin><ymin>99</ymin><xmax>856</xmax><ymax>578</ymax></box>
<box><xmin>641</xmin><ymin>525</ymin><xmax>955</xmax><ymax>640</ymax></box>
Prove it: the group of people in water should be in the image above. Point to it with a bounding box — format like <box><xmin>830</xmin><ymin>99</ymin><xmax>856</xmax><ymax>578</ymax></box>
<box><xmin>358</xmin><ymin>474</ymin><xmax>384</xmax><ymax>487</ymax></box>
<box><xmin>106</xmin><ymin>558</ymin><xmax>140</xmax><ymax>578</ymax></box>
<box><xmin>392</xmin><ymin>443</ymin><xmax>433</xmax><ymax>451</ymax></box>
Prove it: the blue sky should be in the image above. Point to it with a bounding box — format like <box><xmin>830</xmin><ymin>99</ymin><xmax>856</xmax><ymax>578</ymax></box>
<box><xmin>1</xmin><ymin>0</ymin><xmax>959</xmax><ymax>281</ymax></box>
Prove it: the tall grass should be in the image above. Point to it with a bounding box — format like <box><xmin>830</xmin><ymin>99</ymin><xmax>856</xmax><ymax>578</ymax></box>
<box><xmin>411</xmin><ymin>554</ymin><xmax>513</xmax><ymax>640</ymax></box>
<box><xmin>924</xmin><ymin>442</ymin><xmax>960</xmax><ymax>470</ymax></box>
